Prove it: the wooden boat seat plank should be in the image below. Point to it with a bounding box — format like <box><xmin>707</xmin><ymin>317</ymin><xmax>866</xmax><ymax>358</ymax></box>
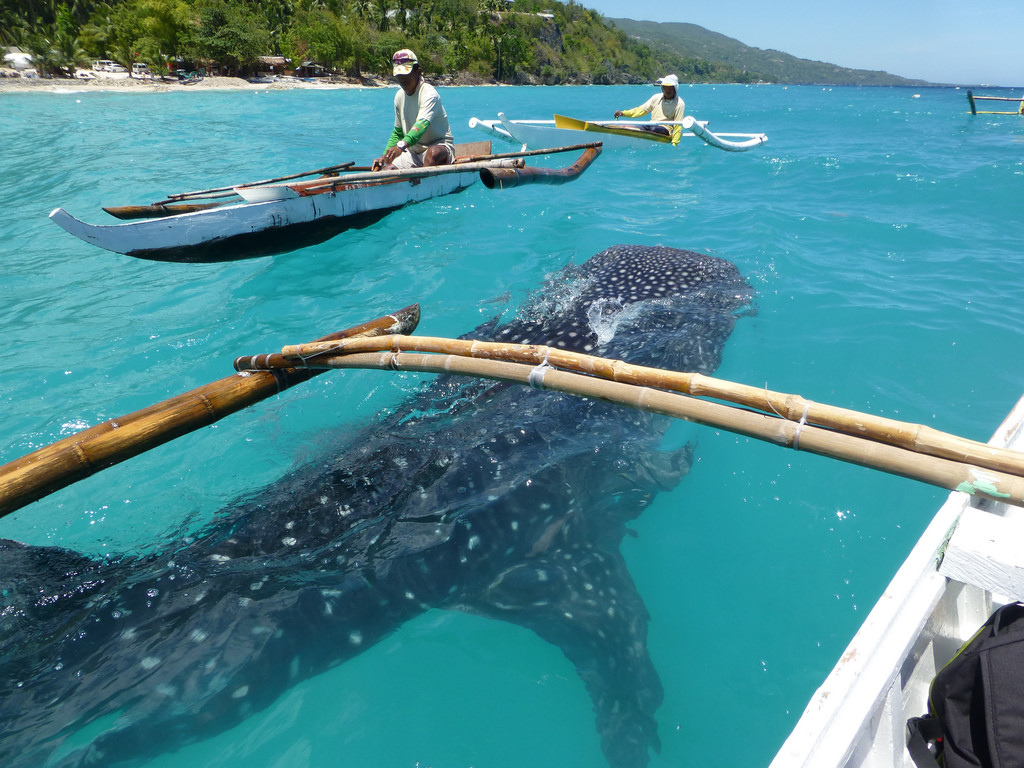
<box><xmin>454</xmin><ymin>140</ymin><xmax>492</xmax><ymax>158</ymax></box>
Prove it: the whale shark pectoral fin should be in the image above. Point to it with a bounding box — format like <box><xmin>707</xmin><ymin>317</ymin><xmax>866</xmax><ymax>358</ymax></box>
<box><xmin>637</xmin><ymin>443</ymin><xmax>693</xmax><ymax>491</ymax></box>
<box><xmin>459</xmin><ymin>547</ymin><xmax>662</xmax><ymax>768</ymax></box>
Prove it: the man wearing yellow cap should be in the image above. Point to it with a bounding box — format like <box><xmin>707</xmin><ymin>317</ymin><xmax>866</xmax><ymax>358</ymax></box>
<box><xmin>613</xmin><ymin>74</ymin><xmax>686</xmax><ymax>145</ymax></box>
<box><xmin>373</xmin><ymin>49</ymin><xmax>455</xmax><ymax>171</ymax></box>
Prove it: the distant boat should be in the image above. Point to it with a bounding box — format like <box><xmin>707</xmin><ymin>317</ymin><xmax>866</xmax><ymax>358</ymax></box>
<box><xmin>470</xmin><ymin>112</ymin><xmax>768</xmax><ymax>152</ymax></box>
<box><xmin>50</xmin><ymin>142</ymin><xmax>601</xmax><ymax>263</ymax></box>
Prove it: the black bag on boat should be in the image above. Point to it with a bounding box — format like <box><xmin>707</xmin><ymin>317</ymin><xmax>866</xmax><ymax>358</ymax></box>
<box><xmin>907</xmin><ymin>601</ymin><xmax>1024</xmax><ymax>768</ymax></box>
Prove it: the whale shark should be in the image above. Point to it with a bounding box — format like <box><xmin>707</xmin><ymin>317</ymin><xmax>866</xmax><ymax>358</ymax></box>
<box><xmin>0</xmin><ymin>245</ymin><xmax>753</xmax><ymax>768</ymax></box>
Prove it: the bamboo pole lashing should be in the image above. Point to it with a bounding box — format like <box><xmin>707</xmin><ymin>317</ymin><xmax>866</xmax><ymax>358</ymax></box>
<box><xmin>0</xmin><ymin>306</ymin><xmax>420</xmax><ymax>518</ymax></box>
<box><xmin>274</xmin><ymin>334</ymin><xmax>1024</xmax><ymax>479</ymax></box>
<box><xmin>284</xmin><ymin>350</ymin><xmax>1024</xmax><ymax>508</ymax></box>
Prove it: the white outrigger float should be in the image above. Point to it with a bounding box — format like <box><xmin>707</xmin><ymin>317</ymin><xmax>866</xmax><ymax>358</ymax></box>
<box><xmin>49</xmin><ymin>142</ymin><xmax>601</xmax><ymax>263</ymax></box>
<box><xmin>469</xmin><ymin>112</ymin><xmax>768</xmax><ymax>152</ymax></box>
<box><xmin>771</xmin><ymin>394</ymin><xmax>1024</xmax><ymax>768</ymax></box>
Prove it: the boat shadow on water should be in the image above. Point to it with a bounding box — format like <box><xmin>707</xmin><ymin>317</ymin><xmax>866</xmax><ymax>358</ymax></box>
<box><xmin>131</xmin><ymin>207</ymin><xmax>398</xmax><ymax>263</ymax></box>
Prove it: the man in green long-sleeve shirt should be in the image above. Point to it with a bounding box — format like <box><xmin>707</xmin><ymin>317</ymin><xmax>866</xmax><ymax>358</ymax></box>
<box><xmin>373</xmin><ymin>49</ymin><xmax>455</xmax><ymax>171</ymax></box>
<box><xmin>613</xmin><ymin>74</ymin><xmax>686</xmax><ymax>145</ymax></box>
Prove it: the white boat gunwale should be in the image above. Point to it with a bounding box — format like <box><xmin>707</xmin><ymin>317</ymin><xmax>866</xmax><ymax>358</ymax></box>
<box><xmin>771</xmin><ymin>393</ymin><xmax>1024</xmax><ymax>768</ymax></box>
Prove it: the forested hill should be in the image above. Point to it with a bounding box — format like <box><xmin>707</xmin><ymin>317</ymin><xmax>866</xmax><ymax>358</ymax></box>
<box><xmin>0</xmin><ymin>0</ymin><xmax>760</xmax><ymax>83</ymax></box>
<box><xmin>609</xmin><ymin>18</ymin><xmax>933</xmax><ymax>87</ymax></box>
<box><xmin>2</xmin><ymin>0</ymin><xmax>927</xmax><ymax>86</ymax></box>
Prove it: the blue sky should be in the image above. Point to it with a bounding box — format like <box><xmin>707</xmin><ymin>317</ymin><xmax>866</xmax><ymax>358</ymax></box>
<box><xmin>581</xmin><ymin>0</ymin><xmax>1024</xmax><ymax>87</ymax></box>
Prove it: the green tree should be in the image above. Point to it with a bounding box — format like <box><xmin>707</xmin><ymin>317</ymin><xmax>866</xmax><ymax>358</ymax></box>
<box><xmin>53</xmin><ymin>3</ymin><xmax>88</xmax><ymax>72</ymax></box>
<box><xmin>0</xmin><ymin>0</ymin><xmax>768</xmax><ymax>84</ymax></box>
<box><xmin>282</xmin><ymin>6</ymin><xmax>353</xmax><ymax>72</ymax></box>
<box><xmin>183</xmin><ymin>0</ymin><xmax>273</xmax><ymax>75</ymax></box>
<box><xmin>110</xmin><ymin>0</ymin><xmax>193</xmax><ymax>72</ymax></box>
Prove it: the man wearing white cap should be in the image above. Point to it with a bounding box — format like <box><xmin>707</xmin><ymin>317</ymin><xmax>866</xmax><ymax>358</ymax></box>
<box><xmin>613</xmin><ymin>74</ymin><xmax>686</xmax><ymax>145</ymax></box>
<box><xmin>373</xmin><ymin>49</ymin><xmax>455</xmax><ymax>171</ymax></box>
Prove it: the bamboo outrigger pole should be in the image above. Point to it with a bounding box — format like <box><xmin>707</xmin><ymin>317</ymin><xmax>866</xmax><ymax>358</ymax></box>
<box><xmin>276</xmin><ymin>334</ymin><xmax>1024</xmax><ymax>479</ymax></box>
<box><xmin>160</xmin><ymin>161</ymin><xmax>359</xmax><ymax>202</ymax></box>
<box><xmin>0</xmin><ymin>306</ymin><xmax>419</xmax><ymax>518</ymax></box>
<box><xmin>241</xmin><ymin>345</ymin><xmax>1024</xmax><ymax>508</ymax></box>
<box><xmin>290</xmin><ymin>143</ymin><xmax>603</xmax><ymax>196</ymax></box>
<box><xmin>5</xmin><ymin>315</ymin><xmax>1024</xmax><ymax>518</ymax></box>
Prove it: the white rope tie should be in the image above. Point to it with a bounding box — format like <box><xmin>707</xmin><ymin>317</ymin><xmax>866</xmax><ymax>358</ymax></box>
<box><xmin>792</xmin><ymin>403</ymin><xmax>810</xmax><ymax>451</ymax></box>
<box><xmin>528</xmin><ymin>348</ymin><xmax>553</xmax><ymax>389</ymax></box>
<box><xmin>387</xmin><ymin>338</ymin><xmax>402</xmax><ymax>370</ymax></box>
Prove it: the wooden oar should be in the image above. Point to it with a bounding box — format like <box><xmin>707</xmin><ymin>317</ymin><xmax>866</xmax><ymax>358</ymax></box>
<box><xmin>274</xmin><ymin>334</ymin><xmax>1024</xmax><ymax>479</ymax></box>
<box><xmin>0</xmin><ymin>306</ymin><xmax>419</xmax><ymax>518</ymax></box>
<box><xmin>155</xmin><ymin>161</ymin><xmax>357</xmax><ymax>204</ymax></box>
<box><xmin>240</xmin><ymin>346</ymin><xmax>1024</xmax><ymax>508</ymax></box>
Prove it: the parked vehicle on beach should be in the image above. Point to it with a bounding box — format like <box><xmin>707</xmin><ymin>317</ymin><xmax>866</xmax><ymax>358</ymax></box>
<box><xmin>132</xmin><ymin>63</ymin><xmax>151</xmax><ymax>77</ymax></box>
<box><xmin>92</xmin><ymin>60</ymin><xmax>115</xmax><ymax>71</ymax></box>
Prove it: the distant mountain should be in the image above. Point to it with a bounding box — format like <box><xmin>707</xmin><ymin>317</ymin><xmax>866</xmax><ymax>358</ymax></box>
<box><xmin>608</xmin><ymin>18</ymin><xmax>934</xmax><ymax>86</ymax></box>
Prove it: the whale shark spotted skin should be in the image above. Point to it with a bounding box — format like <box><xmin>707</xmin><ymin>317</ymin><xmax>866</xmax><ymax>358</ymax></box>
<box><xmin>0</xmin><ymin>245</ymin><xmax>753</xmax><ymax>768</ymax></box>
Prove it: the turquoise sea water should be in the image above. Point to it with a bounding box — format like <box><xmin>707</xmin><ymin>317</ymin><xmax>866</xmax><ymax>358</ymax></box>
<box><xmin>1</xmin><ymin>83</ymin><xmax>1023</xmax><ymax>767</ymax></box>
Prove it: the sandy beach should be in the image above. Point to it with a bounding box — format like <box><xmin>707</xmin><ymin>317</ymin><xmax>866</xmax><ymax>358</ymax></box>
<box><xmin>0</xmin><ymin>70</ymin><xmax>393</xmax><ymax>93</ymax></box>
<box><xmin>0</xmin><ymin>67</ymin><xmax>497</xmax><ymax>93</ymax></box>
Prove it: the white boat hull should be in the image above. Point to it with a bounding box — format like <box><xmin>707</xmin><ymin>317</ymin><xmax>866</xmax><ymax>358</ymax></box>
<box><xmin>51</xmin><ymin>171</ymin><xmax>480</xmax><ymax>263</ymax></box>
<box><xmin>771</xmin><ymin>394</ymin><xmax>1024</xmax><ymax>768</ymax></box>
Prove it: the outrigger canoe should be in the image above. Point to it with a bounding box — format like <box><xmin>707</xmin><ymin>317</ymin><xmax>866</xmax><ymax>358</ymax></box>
<box><xmin>50</xmin><ymin>142</ymin><xmax>601</xmax><ymax>263</ymax></box>
<box><xmin>469</xmin><ymin>112</ymin><xmax>767</xmax><ymax>152</ymax></box>
<box><xmin>771</xmin><ymin>394</ymin><xmax>1024</xmax><ymax>768</ymax></box>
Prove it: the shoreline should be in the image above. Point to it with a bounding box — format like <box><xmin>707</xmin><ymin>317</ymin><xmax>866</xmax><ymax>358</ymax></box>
<box><xmin>0</xmin><ymin>69</ymin><xmax>505</xmax><ymax>94</ymax></box>
<box><xmin>0</xmin><ymin>73</ymin><xmax>390</xmax><ymax>94</ymax></box>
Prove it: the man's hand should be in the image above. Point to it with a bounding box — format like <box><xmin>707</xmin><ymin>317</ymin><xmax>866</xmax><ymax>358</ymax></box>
<box><xmin>613</xmin><ymin>110</ymin><xmax>624</xmax><ymax>118</ymax></box>
<box><xmin>373</xmin><ymin>145</ymin><xmax>405</xmax><ymax>171</ymax></box>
